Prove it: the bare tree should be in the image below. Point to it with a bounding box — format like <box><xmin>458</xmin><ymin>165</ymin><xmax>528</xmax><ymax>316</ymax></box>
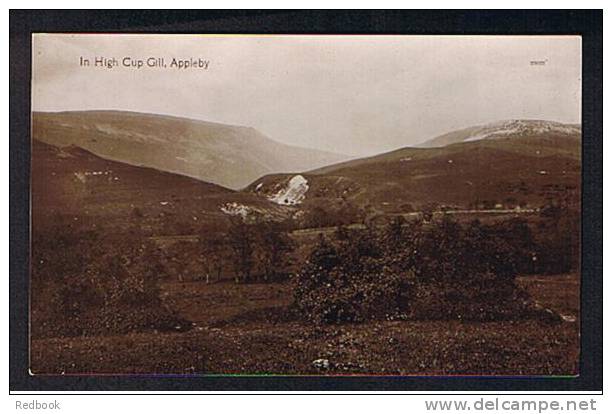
<box><xmin>227</xmin><ymin>219</ymin><xmax>255</xmax><ymax>283</ymax></box>
<box><xmin>257</xmin><ymin>222</ymin><xmax>295</xmax><ymax>282</ymax></box>
<box><xmin>199</xmin><ymin>231</ymin><xmax>227</xmax><ymax>283</ymax></box>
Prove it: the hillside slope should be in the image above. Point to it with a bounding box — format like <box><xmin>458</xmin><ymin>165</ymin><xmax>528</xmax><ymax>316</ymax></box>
<box><xmin>31</xmin><ymin>139</ymin><xmax>288</xmax><ymax>235</ymax></box>
<box><xmin>32</xmin><ymin>111</ymin><xmax>347</xmax><ymax>190</ymax></box>
<box><xmin>248</xmin><ymin>123</ymin><xmax>581</xmax><ymax>216</ymax></box>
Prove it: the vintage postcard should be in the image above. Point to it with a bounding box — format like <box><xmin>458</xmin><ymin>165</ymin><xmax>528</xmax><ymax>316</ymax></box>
<box><xmin>29</xmin><ymin>34</ymin><xmax>582</xmax><ymax>376</ymax></box>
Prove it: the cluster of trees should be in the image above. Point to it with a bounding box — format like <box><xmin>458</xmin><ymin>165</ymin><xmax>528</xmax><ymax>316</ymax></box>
<box><xmin>294</xmin><ymin>210</ymin><xmax>579</xmax><ymax>324</ymax></box>
<box><xmin>31</xmin><ymin>199</ymin><xmax>580</xmax><ymax>336</ymax></box>
<box><xmin>225</xmin><ymin>220</ymin><xmax>295</xmax><ymax>283</ymax></box>
<box><xmin>30</xmin><ymin>215</ymin><xmax>299</xmax><ymax>337</ymax></box>
<box><xmin>147</xmin><ymin>219</ymin><xmax>297</xmax><ymax>284</ymax></box>
<box><xmin>31</xmin><ymin>221</ymin><xmax>188</xmax><ymax>338</ymax></box>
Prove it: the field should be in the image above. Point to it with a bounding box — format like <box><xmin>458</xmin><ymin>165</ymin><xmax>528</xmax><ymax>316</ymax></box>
<box><xmin>30</xmin><ymin>273</ymin><xmax>579</xmax><ymax>376</ymax></box>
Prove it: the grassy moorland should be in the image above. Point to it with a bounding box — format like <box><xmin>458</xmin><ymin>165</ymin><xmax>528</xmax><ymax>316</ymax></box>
<box><xmin>31</xmin><ymin>273</ymin><xmax>579</xmax><ymax>376</ymax></box>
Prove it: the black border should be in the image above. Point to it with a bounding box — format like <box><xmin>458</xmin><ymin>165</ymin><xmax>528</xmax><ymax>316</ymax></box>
<box><xmin>9</xmin><ymin>9</ymin><xmax>603</xmax><ymax>392</ymax></box>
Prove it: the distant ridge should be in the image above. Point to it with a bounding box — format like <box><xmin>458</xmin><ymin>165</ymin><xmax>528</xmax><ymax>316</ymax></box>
<box><xmin>32</xmin><ymin>110</ymin><xmax>348</xmax><ymax>190</ymax></box>
<box><xmin>418</xmin><ymin>119</ymin><xmax>581</xmax><ymax>148</ymax></box>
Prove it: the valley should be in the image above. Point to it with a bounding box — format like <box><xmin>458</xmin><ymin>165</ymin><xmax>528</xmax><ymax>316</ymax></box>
<box><xmin>29</xmin><ymin>113</ymin><xmax>582</xmax><ymax>375</ymax></box>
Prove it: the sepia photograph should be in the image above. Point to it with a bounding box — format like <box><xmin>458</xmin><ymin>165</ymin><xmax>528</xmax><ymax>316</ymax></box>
<box><xmin>29</xmin><ymin>33</ymin><xmax>583</xmax><ymax>377</ymax></box>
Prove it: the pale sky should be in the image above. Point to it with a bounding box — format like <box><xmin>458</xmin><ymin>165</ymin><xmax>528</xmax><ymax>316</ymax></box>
<box><xmin>32</xmin><ymin>34</ymin><xmax>581</xmax><ymax>157</ymax></box>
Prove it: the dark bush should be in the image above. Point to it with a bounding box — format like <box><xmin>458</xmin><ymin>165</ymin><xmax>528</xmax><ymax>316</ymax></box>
<box><xmin>294</xmin><ymin>215</ymin><xmax>544</xmax><ymax>324</ymax></box>
<box><xmin>533</xmin><ymin>205</ymin><xmax>580</xmax><ymax>274</ymax></box>
<box><xmin>300</xmin><ymin>201</ymin><xmax>366</xmax><ymax>229</ymax></box>
<box><xmin>31</xmin><ymin>225</ymin><xmax>189</xmax><ymax>338</ymax></box>
<box><xmin>405</xmin><ymin>216</ymin><xmax>536</xmax><ymax>320</ymax></box>
<box><xmin>293</xmin><ymin>234</ymin><xmax>410</xmax><ymax>324</ymax></box>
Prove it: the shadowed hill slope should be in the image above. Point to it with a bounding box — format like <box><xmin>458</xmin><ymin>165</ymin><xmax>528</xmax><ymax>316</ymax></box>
<box><xmin>31</xmin><ymin>139</ymin><xmax>288</xmax><ymax>234</ymax></box>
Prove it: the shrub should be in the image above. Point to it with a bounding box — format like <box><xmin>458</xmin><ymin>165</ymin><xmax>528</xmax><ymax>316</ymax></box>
<box><xmin>534</xmin><ymin>205</ymin><xmax>580</xmax><ymax>274</ymax></box>
<box><xmin>301</xmin><ymin>202</ymin><xmax>366</xmax><ymax>229</ymax></box>
<box><xmin>406</xmin><ymin>216</ymin><xmax>536</xmax><ymax>320</ymax></box>
<box><xmin>293</xmin><ymin>215</ymin><xmax>543</xmax><ymax>324</ymax></box>
<box><xmin>293</xmin><ymin>234</ymin><xmax>410</xmax><ymax>324</ymax></box>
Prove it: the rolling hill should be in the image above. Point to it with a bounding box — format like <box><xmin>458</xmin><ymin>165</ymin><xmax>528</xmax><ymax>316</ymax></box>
<box><xmin>32</xmin><ymin>116</ymin><xmax>582</xmax><ymax>232</ymax></box>
<box><xmin>31</xmin><ymin>139</ymin><xmax>289</xmax><ymax>235</ymax></box>
<box><xmin>247</xmin><ymin>121</ymin><xmax>581</xmax><ymax>217</ymax></box>
<box><xmin>32</xmin><ymin>111</ymin><xmax>347</xmax><ymax>190</ymax></box>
